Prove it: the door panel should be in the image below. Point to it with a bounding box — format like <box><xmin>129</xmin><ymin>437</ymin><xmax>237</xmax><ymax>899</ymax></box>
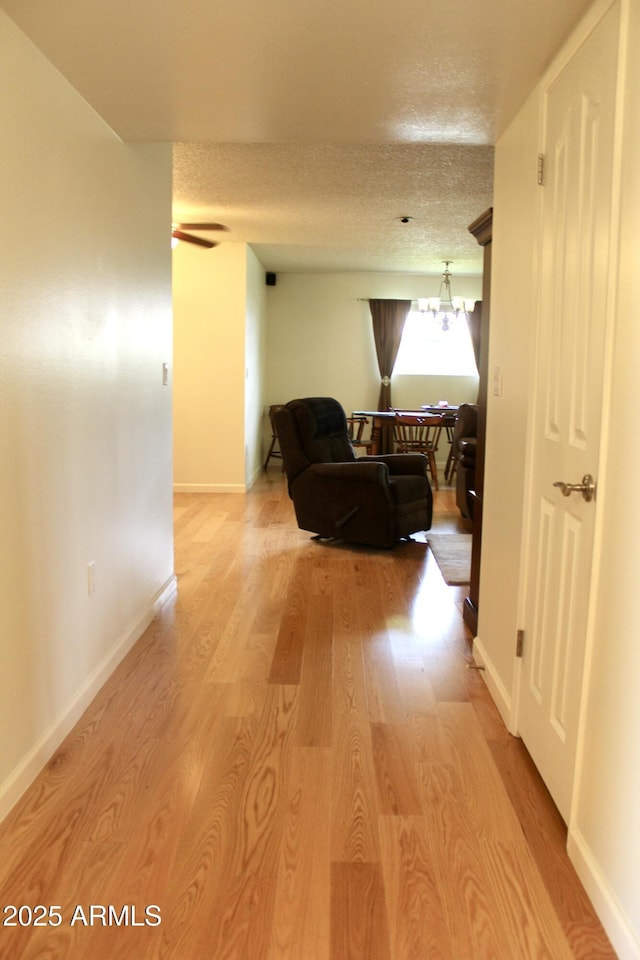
<box><xmin>518</xmin><ymin>4</ymin><xmax>619</xmax><ymax>822</ymax></box>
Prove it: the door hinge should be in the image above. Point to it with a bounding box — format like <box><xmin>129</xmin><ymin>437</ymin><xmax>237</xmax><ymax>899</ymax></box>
<box><xmin>537</xmin><ymin>153</ymin><xmax>544</xmax><ymax>186</ymax></box>
<box><xmin>516</xmin><ymin>629</ymin><xmax>525</xmax><ymax>658</ymax></box>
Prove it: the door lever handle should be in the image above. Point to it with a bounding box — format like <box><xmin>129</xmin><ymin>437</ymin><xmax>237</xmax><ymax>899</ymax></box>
<box><xmin>553</xmin><ymin>474</ymin><xmax>596</xmax><ymax>502</ymax></box>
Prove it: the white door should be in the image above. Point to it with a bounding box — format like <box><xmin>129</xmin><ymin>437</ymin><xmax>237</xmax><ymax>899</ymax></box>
<box><xmin>517</xmin><ymin>4</ymin><xmax>619</xmax><ymax>823</ymax></box>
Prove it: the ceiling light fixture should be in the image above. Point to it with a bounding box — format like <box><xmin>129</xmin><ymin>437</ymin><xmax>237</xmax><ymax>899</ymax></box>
<box><xmin>418</xmin><ymin>260</ymin><xmax>475</xmax><ymax>331</ymax></box>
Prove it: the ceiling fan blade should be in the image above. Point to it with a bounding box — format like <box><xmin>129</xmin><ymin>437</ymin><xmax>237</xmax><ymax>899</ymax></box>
<box><xmin>171</xmin><ymin>229</ymin><xmax>217</xmax><ymax>249</ymax></box>
<box><xmin>175</xmin><ymin>222</ymin><xmax>228</xmax><ymax>232</ymax></box>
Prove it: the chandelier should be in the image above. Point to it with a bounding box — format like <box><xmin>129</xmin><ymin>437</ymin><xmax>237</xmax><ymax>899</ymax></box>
<box><xmin>418</xmin><ymin>261</ymin><xmax>475</xmax><ymax>331</ymax></box>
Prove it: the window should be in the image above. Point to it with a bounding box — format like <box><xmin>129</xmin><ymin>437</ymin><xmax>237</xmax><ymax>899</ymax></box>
<box><xmin>394</xmin><ymin>309</ymin><xmax>478</xmax><ymax>376</ymax></box>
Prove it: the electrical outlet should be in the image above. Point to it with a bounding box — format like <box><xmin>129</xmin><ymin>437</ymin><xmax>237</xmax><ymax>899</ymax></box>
<box><xmin>162</xmin><ymin>362</ymin><xmax>169</xmax><ymax>386</ymax></box>
<box><xmin>87</xmin><ymin>561</ymin><xmax>96</xmax><ymax>595</ymax></box>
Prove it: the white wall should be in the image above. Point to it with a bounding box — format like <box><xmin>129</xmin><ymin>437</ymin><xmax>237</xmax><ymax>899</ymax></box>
<box><xmin>265</xmin><ymin>271</ymin><xmax>481</xmax><ymax>422</ymax></box>
<box><xmin>173</xmin><ymin>241</ymin><xmax>267</xmax><ymax>492</ymax></box>
<box><xmin>0</xmin><ymin>13</ymin><xmax>174</xmax><ymax>817</ymax></box>
<box><xmin>245</xmin><ymin>248</ymin><xmax>268</xmax><ymax>486</ymax></box>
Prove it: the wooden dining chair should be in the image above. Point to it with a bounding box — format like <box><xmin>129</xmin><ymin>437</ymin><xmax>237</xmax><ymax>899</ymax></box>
<box><xmin>393</xmin><ymin>413</ymin><xmax>444</xmax><ymax>489</ymax></box>
<box><xmin>263</xmin><ymin>404</ymin><xmax>285</xmax><ymax>470</ymax></box>
<box><xmin>346</xmin><ymin>415</ymin><xmax>374</xmax><ymax>455</ymax></box>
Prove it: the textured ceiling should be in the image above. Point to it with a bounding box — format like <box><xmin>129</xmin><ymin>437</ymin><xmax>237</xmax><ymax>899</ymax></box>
<box><xmin>173</xmin><ymin>142</ymin><xmax>494</xmax><ymax>273</ymax></box>
<box><xmin>2</xmin><ymin>0</ymin><xmax>592</xmax><ymax>273</ymax></box>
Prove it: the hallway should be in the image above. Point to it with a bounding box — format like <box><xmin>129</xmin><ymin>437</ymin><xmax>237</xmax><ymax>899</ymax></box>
<box><xmin>0</xmin><ymin>476</ymin><xmax>615</xmax><ymax>958</ymax></box>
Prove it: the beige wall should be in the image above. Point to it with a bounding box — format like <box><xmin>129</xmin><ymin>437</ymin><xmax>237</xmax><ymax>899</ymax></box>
<box><xmin>482</xmin><ymin>1</ymin><xmax>640</xmax><ymax>954</ymax></box>
<box><xmin>265</xmin><ymin>271</ymin><xmax>481</xmax><ymax>423</ymax></box>
<box><xmin>172</xmin><ymin>241</ymin><xmax>267</xmax><ymax>491</ymax></box>
<box><xmin>0</xmin><ymin>13</ymin><xmax>174</xmax><ymax>816</ymax></box>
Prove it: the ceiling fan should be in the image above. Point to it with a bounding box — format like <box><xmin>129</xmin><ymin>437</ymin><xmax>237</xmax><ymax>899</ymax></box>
<box><xmin>171</xmin><ymin>222</ymin><xmax>228</xmax><ymax>249</ymax></box>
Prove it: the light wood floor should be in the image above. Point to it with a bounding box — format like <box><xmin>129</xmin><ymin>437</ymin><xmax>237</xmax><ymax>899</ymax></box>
<box><xmin>0</xmin><ymin>474</ymin><xmax>616</xmax><ymax>959</ymax></box>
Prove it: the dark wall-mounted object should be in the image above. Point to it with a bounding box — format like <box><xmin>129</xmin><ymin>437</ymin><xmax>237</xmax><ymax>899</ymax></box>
<box><xmin>266</xmin><ymin>272</ymin><xmax>277</xmax><ymax>286</ymax></box>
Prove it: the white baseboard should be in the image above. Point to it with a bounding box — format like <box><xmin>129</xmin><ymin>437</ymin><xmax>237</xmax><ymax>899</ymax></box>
<box><xmin>568</xmin><ymin>826</ymin><xmax>640</xmax><ymax>960</ymax></box>
<box><xmin>472</xmin><ymin>633</ymin><xmax>518</xmax><ymax>734</ymax></box>
<box><xmin>173</xmin><ymin>482</ymin><xmax>247</xmax><ymax>493</ymax></box>
<box><xmin>0</xmin><ymin>574</ymin><xmax>177</xmax><ymax>824</ymax></box>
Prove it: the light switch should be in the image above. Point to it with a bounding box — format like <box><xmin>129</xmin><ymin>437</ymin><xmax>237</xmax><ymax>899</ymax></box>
<box><xmin>493</xmin><ymin>365</ymin><xmax>503</xmax><ymax>397</ymax></box>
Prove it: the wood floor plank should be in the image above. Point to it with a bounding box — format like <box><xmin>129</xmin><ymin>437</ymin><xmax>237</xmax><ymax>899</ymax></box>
<box><xmin>97</xmin><ymin>789</ymin><xmax>181</xmax><ymax>908</ymax></box>
<box><xmin>203</xmin><ymin>592</ymin><xmax>257</xmax><ymax>684</ymax></box>
<box><xmin>87</xmin><ymin>736</ymin><xmax>167</xmax><ymax>843</ymax></box>
<box><xmin>363</xmin><ymin>652</ymin><xmax>406</xmax><ymax>724</ymax></box>
<box><xmin>370</xmin><ymin>723</ymin><xmax>422</xmax><ymax>816</ymax></box>
<box><xmin>191</xmin><ymin>874</ymin><xmax>277</xmax><ymax>960</ymax></box>
<box><xmin>404</xmin><ymin>711</ymin><xmax>451</xmax><ymax>765</ymax></box>
<box><xmin>330</xmin><ymin>862</ymin><xmax>391</xmax><ymax>960</ymax></box>
<box><xmin>393</xmin><ymin>657</ymin><xmax>438</xmax><ymax>715</ymax></box>
<box><xmin>268</xmin><ymin>580</ymin><xmax>308</xmax><ymax>685</ymax></box>
<box><xmin>295</xmin><ymin>598</ymin><xmax>333</xmax><ymax>747</ymax></box>
<box><xmin>480</xmin><ymin>838</ymin><xmax>576</xmax><ymax>960</ymax></box>
<box><xmin>437</xmin><ymin>701</ymin><xmax>524</xmax><ymax>843</ymax></box>
<box><xmin>421</xmin><ymin>646</ymin><xmax>470</xmax><ymax>702</ymax></box>
<box><xmin>417</xmin><ymin>761</ymin><xmax>514</xmax><ymax>959</ymax></box>
<box><xmin>378</xmin><ymin>816</ymin><xmax>452</xmax><ymax>960</ymax></box>
<box><xmin>152</xmin><ymin>715</ymin><xmax>257</xmax><ymax>958</ymax></box>
<box><xmin>330</xmin><ymin>622</ymin><xmax>380</xmax><ymax>863</ymax></box>
<box><xmin>221</xmin><ymin>632</ymin><xmax>278</xmax><ymax>720</ymax></box>
<box><xmin>269</xmin><ymin>747</ymin><xmax>331</xmax><ymax>959</ymax></box>
<box><xmin>229</xmin><ymin>683</ymin><xmax>299</xmax><ymax>879</ymax></box>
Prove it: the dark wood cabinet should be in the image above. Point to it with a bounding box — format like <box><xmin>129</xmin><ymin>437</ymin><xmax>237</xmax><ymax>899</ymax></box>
<box><xmin>464</xmin><ymin>207</ymin><xmax>492</xmax><ymax>635</ymax></box>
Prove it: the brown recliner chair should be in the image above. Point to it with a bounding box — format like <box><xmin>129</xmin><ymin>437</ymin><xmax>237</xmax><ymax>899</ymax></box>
<box><xmin>274</xmin><ymin>397</ymin><xmax>433</xmax><ymax>548</ymax></box>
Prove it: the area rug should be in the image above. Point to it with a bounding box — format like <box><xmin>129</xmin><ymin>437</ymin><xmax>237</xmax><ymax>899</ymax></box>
<box><xmin>427</xmin><ymin>534</ymin><xmax>472</xmax><ymax>585</ymax></box>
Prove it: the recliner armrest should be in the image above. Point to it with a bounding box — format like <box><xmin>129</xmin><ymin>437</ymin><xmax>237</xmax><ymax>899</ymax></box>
<box><xmin>459</xmin><ymin>438</ymin><xmax>477</xmax><ymax>468</ymax></box>
<box><xmin>359</xmin><ymin>453</ymin><xmax>428</xmax><ymax>477</ymax></box>
<box><xmin>308</xmin><ymin>461</ymin><xmax>389</xmax><ymax>484</ymax></box>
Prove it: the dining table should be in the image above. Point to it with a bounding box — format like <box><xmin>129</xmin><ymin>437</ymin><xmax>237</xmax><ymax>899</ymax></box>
<box><xmin>352</xmin><ymin>406</ymin><xmax>459</xmax><ymax>481</ymax></box>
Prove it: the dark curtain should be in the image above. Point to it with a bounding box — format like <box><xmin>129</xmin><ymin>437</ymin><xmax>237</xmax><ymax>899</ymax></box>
<box><xmin>468</xmin><ymin>300</ymin><xmax>482</xmax><ymax>373</ymax></box>
<box><xmin>369</xmin><ymin>298</ymin><xmax>411</xmax><ymax>453</ymax></box>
